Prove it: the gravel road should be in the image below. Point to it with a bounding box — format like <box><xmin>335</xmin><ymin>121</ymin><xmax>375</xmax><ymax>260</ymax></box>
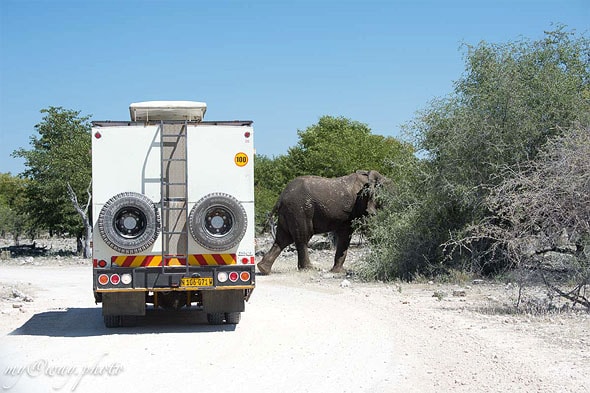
<box><xmin>0</xmin><ymin>239</ymin><xmax>589</xmax><ymax>392</ymax></box>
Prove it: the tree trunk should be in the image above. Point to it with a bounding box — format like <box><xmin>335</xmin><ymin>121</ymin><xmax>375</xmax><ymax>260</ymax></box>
<box><xmin>77</xmin><ymin>236</ymin><xmax>83</xmax><ymax>255</ymax></box>
<box><xmin>83</xmin><ymin>221</ymin><xmax>92</xmax><ymax>258</ymax></box>
<box><xmin>67</xmin><ymin>181</ymin><xmax>93</xmax><ymax>259</ymax></box>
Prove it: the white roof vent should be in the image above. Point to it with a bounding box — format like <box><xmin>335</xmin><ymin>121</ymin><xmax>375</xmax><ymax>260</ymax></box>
<box><xmin>129</xmin><ymin>101</ymin><xmax>207</xmax><ymax>121</ymax></box>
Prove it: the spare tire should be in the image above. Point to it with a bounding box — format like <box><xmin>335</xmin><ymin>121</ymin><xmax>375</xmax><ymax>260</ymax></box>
<box><xmin>98</xmin><ymin>192</ymin><xmax>160</xmax><ymax>254</ymax></box>
<box><xmin>189</xmin><ymin>193</ymin><xmax>247</xmax><ymax>251</ymax></box>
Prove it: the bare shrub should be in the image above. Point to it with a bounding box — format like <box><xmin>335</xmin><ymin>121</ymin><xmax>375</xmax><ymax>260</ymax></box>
<box><xmin>453</xmin><ymin>126</ymin><xmax>590</xmax><ymax>310</ymax></box>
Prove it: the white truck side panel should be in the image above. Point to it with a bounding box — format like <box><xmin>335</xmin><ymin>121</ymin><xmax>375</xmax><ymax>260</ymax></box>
<box><xmin>92</xmin><ymin>125</ymin><xmax>161</xmax><ymax>204</ymax></box>
<box><xmin>186</xmin><ymin>125</ymin><xmax>254</xmax><ymax>202</ymax></box>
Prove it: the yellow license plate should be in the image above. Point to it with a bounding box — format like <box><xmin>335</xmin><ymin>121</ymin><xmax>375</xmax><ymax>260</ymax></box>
<box><xmin>180</xmin><ymin>277</ymin><xmax>213</xmax><ymax>287</ymax></box>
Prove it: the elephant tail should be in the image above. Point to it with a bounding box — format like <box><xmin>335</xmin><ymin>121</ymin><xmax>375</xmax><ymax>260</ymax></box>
<box><xmin>265</xmin><ymin>201</ymin><xmax>280</xmax><ymax>238</ymax></box>
<box><xmin>269</xmin><ymin>200</ymin><xmax>280</xmax><ymax>218</ymax></box>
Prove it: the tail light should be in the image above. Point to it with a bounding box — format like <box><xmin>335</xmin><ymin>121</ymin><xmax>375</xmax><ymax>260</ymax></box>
<box><xmin>218</xmin><ymin>271</ymin><xmax>252</xmax><ymax>284</ymax></box>
<box><xmin>217</xmin><ymin>272</ymin><xmax>228</xmax><ymax>283</ymax></box>
<box><xmin>98</xmin><ymin>274</ymin><xmax>109</xmax><ymax>285</ymax></box>
<box><xmin>110</xmin><ymin>274</ymin><xmax>121</xmax><ymax>285</ymax></box>
<box><xmin>97</xmin><ymin>273</ymin><xmax>131</xmax><ymax>286</ymax></box>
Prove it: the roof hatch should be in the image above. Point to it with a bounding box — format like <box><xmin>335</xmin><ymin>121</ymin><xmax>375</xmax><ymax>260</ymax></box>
<box><xmin>129</xmin><ymin>101</ymin><xmax>207</xmax><ymax>122</ymax></box>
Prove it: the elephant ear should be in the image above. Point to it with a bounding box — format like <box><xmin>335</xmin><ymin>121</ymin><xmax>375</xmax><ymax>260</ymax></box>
<box><xmin>355</xmin><ymin>170</ymin><xmax>385</xmax><ymax>187</ymax></box>
<box><xmin>354</xmin><ymin>170</ymin><xmax>372</xmax><ymax>186</ymax></box>
<box><xmin>367</xmin><ymin>170</ymin><xmax>385</xmax><ymax>186</ymax></box>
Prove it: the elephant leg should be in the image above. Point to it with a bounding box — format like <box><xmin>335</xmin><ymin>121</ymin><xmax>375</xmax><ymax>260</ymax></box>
<box><xmin>257</xmin><ymin>225</ymin><xmax>293</xmax><ymax>275</ymax></box>
<box><xmin>295</xmin><ymin>241</ymin><xmax>312</xmax><ymax>270</ymax></box>
<box><xmin>331</xmin><ymin>228</ymin><xmax>352</xmax><ymax>273</ymax></box>
<box><xmin>257</xmin><ymin>243</ymin><xmax>282</xmax><ymax>275</ymax></box>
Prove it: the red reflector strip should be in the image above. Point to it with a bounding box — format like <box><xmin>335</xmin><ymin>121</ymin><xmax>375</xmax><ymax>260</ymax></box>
<box><xmin>190</xmin><ymin>254</ymin><xmax>237</xmax><ymax>266</ymax></box>
<box><xmin>111</xmin><ymin>254</ymin><xmax>237</xmax><ymax>267</ymax></box>
<box><xmin>112</xmin><ymin>255</ymin><xmax>162</xmax><ymax>267</ymax></box>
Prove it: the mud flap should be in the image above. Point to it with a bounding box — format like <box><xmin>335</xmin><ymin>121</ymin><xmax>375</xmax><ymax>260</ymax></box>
<box><xmin>102</xmin><ymin>292</ymin><xmax>146</xmax><ymax>316</ymax></box>
<box><xmin>202</xmin><ymin>290</ymin><xmax>245</xmax><ymax>313</ymax></box>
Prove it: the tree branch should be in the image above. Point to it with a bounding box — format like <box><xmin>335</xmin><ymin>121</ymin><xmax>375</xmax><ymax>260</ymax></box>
<box><xmin>66</xmin><ymin>182</ymin><xmax>86</xmax><ymax>218</ymax></box>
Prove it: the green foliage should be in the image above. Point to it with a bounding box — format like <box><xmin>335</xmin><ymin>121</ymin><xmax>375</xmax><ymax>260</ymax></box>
<box><xmin>0</xmin><ymin>173</ymin><xmax>31</xmax><ymax>242</ymax></box>
<box><xmin>361</xmin><ymin>26</ymin><xmax>590</xmax><ymax>280</ymax></box>
<box><xmin>288</xmin><ymin>116</ymin><xmax>415</xmax><ymax>181</ymax></box>
<box><xmin>358</xmin><ymin>165</ymin><xmax>470</xmax><ymax>280</ymax></box>
<box><xmin>253</xmin><ymin>116</ymin><xmax>416</xmax><ymax>230</ymax></box>
<box><xmin>12</xmin><ymin>107</ymin><xmax>92</xmax><ymax>238</ymax></box>
<box><xmin>254</xmin><ymin>154</ymin><xmax>294</xmax><ymax>195</ymax></box>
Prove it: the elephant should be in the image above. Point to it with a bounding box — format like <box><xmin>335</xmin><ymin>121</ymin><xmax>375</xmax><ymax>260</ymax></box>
<box><xmin>257</xmin><ymin>170</ymin><xmax>387</xmax><ymax>275</ymax></box>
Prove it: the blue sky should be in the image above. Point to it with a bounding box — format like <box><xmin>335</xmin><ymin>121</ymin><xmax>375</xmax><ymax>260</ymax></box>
<box><xmin>1</xmin><ymin>0</ymin><xmax>588</xmax><ymax>175</ymax></box>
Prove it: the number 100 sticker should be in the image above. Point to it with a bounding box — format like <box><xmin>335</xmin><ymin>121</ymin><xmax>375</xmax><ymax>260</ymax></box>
<box><xmin>234</xmin><ymin>152</ymin><xmax>249</xmax><ymax>167</ymax></box>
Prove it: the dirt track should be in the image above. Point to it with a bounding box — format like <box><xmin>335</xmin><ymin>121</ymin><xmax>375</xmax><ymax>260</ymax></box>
<box><xmin>0</xmin><ymin>240</ymin><xmax>589</xmax><ymax>392</ymax></box>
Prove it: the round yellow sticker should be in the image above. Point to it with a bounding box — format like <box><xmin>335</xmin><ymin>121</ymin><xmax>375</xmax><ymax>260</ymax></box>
<box><xmin>234</xmin><ymin>152</ymin><xmax>248</xmax><ymax>167</ymax></box>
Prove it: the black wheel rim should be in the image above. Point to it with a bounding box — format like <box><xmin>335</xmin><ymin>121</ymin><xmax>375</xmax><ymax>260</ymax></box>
<box><xmin>203</xmin><ymin>206</ymin><xmax>233</xmax><ymax>236</ymax></box>
<box><xmin>114</xmin><ymin>207</ymin><xmax>147</xmax><ymax>238</ymax></box>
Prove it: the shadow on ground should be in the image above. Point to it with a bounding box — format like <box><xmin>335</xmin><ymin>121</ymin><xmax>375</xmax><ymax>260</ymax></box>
<box><xmin>10</xmin><ymin>307</ymin><xmax>237</xmax><ymax>337</ymax></box>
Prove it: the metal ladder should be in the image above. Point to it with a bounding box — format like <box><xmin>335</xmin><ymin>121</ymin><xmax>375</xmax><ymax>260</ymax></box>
<box><xmin>159</xmin><ymin>121</ymin><xmax>189</xmax><ymax>271</ymax></box>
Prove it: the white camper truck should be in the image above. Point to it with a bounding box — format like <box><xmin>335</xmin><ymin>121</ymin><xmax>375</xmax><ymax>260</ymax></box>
<box><xmin>92</xmin><ymin>101</ymin><xmax>255</xmax><ymax>327</ymax></box>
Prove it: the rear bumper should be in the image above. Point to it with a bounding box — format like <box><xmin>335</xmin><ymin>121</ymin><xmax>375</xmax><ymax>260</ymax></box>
<box><xmin>93</xmin><ymin>265</ymin><xmax>255</xmax><ymax>292</ymax></box>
